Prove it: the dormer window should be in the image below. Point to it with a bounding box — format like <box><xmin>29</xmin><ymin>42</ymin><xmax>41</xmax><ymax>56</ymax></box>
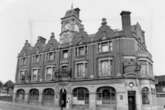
<box><xmin>63</xmin><ymin>50</ymin><xmax>69</xmax><ymax>59</ymax></box>
<box><xmin>46</xmin><ymin>52</ymin><xmax>55</xmax><ymax>61</ymax></box>
<box><xmin>98</xmin><ymin>41</ymin><xmax>112</xmax><ymax>53</ymax></box>
<box><xmin>76</xmin><ymin>46</ymin><xmax>87</xmax><ymax>56</ymax></box>
<box><xmin>32</xmin><ymin>54</ymin><xmax>40</xmax><ymax>63</ymax></box>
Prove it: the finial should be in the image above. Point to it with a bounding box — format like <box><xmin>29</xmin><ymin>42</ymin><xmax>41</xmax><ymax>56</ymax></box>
<box><xmin>102</xmin><ymin>18</ymin><xmax>107</xmax><ymax>25</ymax></box>
<box><xmin>50</xmin><ymin>32</ymin><xmax>55</xmax><ymax>39</ymax></box>
<box><xmin>25</xmin><ymin>40</ymin><xmax>30</xmax><ymax>46</ymax></box>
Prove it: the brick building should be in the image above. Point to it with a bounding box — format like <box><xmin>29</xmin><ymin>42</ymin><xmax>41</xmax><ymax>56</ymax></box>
<box><xmin>13</xmin><ymin>7</ymin><xmax>157</xmax><ymax>110</ymax></box>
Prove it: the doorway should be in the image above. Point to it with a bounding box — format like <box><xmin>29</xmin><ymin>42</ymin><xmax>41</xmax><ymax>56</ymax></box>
<box><xmin>128</xmin><ymin>91</ymin><xmax>136</xmax><ymax>110</ymax></box>
<box><xmin>59</xmin><ymin>88</ymin><xmax>67</xmax><ymax>108</ymax></box>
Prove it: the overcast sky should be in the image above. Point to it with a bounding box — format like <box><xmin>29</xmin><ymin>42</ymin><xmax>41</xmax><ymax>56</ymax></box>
<box><xmin>0</xmin><ymin>0</ymin><xmax>163</xmax><ymax>83</ymax></box>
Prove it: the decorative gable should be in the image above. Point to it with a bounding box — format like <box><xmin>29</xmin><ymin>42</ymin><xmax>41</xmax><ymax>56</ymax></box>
<box><xmin>44</xmin><ymin>33</ymin><xmax>59</xmax><ymax>52</ymax></box>
<box><xmin>94</xmin><ymin>18</ymin><xmax>114</xmax><ymax>41</ymax></box>
<box><xmin>18</xmin><ymin>40</ymin><xmax>32</xmax><ymax>57</ymax></box>
<box><xmin>31</xmin><ymin>36</ymin><xmax>46</xmax><ymax>54</ymax></box>
<box><xmin>72</xmin><ymin>26</ymin><xmax>90</xmax><ymax>45</ymax></box>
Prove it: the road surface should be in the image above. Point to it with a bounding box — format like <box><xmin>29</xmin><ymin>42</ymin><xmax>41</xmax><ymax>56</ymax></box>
<box><xmin>0</xmin><ymin>101</ymin><xmax>58</xmax><ymax>110</ymax></box>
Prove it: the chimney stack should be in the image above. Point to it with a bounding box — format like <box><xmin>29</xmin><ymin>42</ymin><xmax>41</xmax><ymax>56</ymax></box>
<box><xmin>120</xmin><ymin>11</ymin><xmax>131</xmax><ymax>30</ymax></box>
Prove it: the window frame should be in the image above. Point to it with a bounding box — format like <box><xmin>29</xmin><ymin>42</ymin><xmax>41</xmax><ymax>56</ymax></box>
<box><xmin>98</xmin><ymin>57</ymin><xmax>112</xmax><ymax>77</ymax></box>
<box><xmin>31</xmin><ymin>68</ymin><xmax>39</xmax><ymax>81</ymax></box>
<box><xmin>98</xmin><ymin>40</ymin><xmax>112</xmax><ymax>53</ymax></box>
<box><xmin>45</xmin><ymin>66</ymin><xmax>55</xmax><ymax>81</ymax></box>
<box><xmin>75</xmin><ymin>61</ymin><xmax>88</xmax><ymax>78</ymax></box>
<box><xmin>46</xmin><ymin>51</ymin><xmax>55</xmax><ymax>61</ymax></box>
<box><xmin>62</xmin><ymin>49</ymin><xmax>69</xmax><ymax>59</ymax></box>
<box><xmin>75</xmin><ymin>45</ymin><xmax>88</xmax><ymax>56</ymax></box>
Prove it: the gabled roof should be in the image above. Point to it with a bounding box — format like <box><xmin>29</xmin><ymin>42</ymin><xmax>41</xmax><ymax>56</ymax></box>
<box><xmin>18</xmin><ymin>40</ymin><xmax>32</xmax><ymax>57</ymax></box>
<box><xmin>72</xmin><ymin>27</ymin><xmax>90</xmax><ymax>45</ymax></box>
<box><xmin>31</xmin><ymin>36</ymin><xmax>46</xmax><ymax>54</ymax></box>
<box><xmin>94</xmin><ymin>18</ymin><xmax>114</xmax><ymax>41</ymax></box>
<box><xmin>44</xmin><ymin>33</ymin><xmax>59</xmax><ymax>52</ymax></box>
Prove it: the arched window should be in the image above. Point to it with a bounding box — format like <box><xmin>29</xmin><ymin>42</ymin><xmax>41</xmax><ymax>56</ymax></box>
<box><xmin>29</xmin><ymin>89</ymin><xmax>39</xmax><ymax>104</ymax></box>
<box><xmin>96</xmin><ymin>86</ymin><xmax>116</xmax><ymax>104</ymax></box>
<box><xmin>142</xmin><ymin>87</ymin><xmax>150</xmax><ymax>104</ymax></box>
<box><xmin>72</xmin><ymin>87</ymin><xmax>89</xmax><ymax>104</ymax></box>
<box><xmin>42</xmin><ymin>88</ymin><xmax>55</xmax><ymax>105</ymax></box>
<box><xmin>16</xmin><ymin>89</ymin><xmax>25</xmax><ymax>102</ymax></box>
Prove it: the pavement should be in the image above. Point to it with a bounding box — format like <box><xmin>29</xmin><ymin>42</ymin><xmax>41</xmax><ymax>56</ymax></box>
<box><xmin>0</xmin><ymin>101</ymin><xmax>59</xmax><ymax>110</ymax></box>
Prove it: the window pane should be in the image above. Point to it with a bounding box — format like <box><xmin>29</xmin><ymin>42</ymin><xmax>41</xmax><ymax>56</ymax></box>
<box><xmin>102</xmin><ymin>43</ymin><xmax>109</xmax><ymax>52</ymax></box>
<box><xmin>63</xmin><ymin>50</ymin><xmax>68</xmax><ymax>58</ymax></box>
<box><xmin>99</xmin><ymin>60</ymin><xmax>111</xmax><ymax>76</ymax></box>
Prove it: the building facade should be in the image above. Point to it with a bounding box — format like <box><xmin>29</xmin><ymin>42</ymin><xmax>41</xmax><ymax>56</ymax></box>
<box><xmin>13</xmin><ymin>8</ymin><xmax>157</xmax><ymax>110</ymax></box>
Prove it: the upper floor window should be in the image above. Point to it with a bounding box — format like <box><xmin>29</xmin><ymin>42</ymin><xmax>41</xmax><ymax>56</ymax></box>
<box><xmin>32</xmin><ymin>54</ymin><xmax>40</xmax><ymax>63</ymax></box>
<box><xmin>76</xmin><ymin>46</ymin><xmax>87</xmax><ymax>56</ymax></box>
<box><xmin>75</xmin><ymin>61</ymin><xmax>88</xmax><ymax>78</ymax></box>
<box><xmin>98</xmin><ymin>41</ymin><xmax>112</xmax><ymax>53</ymax></box>
<box><xmin>45</xmin><ymin>66</ymin><xmax>54</xmax><ymax>81</ymax></box>
<box><xmin>20</xmin><ymin>57</ymin><xmax>27</xmax><ymax>65</ymax></box>
<box><xmin>140</xmin><ymin>61</ymin><xmax>150</xmax><ymax>75</ymax></box>
<box><xmin>19</xmin><ymin>70</ymin><xmax>26</xmax><ymax>81</ymax></box>
<box><xmin>98</xmin><ymin>58</ymin><xmax>112</xmax><ymax>77</ymax></box>
<box><xmin>62</xmin><ymin>50</ymin><xmax>69</xmax><ymax>59</ymax></box>
<box><xmin>31</xmin><ymin>68</ymin><xmax>39</xmax><ymax>81</ymax></box>
<box><xmin>46</xmin><ymin>52</ymin><xmax>55</xmax><ymax>61</ymax></box>
<box><xmin>142</xmin><ymin>87</ymin><xmax>150</xmax><ymax>104</ymax></box>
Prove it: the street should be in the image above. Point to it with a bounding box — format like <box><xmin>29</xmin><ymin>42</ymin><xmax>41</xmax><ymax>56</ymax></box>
<box><xmin>0</xmin><ymin>101</ymin><xmax>58</xmax><ymax>110</ymax></box>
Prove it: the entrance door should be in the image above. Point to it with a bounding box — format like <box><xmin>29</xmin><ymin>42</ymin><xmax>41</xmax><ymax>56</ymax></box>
<box><xmin>59</xmin><ymin>89</ymin><xmax>67</xmax><ymax>108</ymax></box>
<box><xmin>128</xmin><ymin>91</ymin><xmax>136</xmax><ymax>110</ymax></box>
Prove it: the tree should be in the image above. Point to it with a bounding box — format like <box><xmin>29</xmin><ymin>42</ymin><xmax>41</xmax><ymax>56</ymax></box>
<box><xmin>0</xmin><ymin>81</ymin><xmax>3</xmax><ymax>93</ymax></box>
<box><xmin>0</xmin><ymin>81</ymin><xmax>3</xmax><ymax>89</ymax></box>
<box><xmin>3</xmin><ymin>80</ymin><xmax>14</xmax><ymax>94</ymax></box>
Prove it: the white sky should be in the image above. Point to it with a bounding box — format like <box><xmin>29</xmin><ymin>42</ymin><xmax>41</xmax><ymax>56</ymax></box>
<box><xmin>0</xmin><ymin>0</ymin><xmax>163</xmax><ymax>83</ymax></box>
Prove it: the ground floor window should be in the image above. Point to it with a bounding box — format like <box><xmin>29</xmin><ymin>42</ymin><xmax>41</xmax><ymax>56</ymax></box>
<box><xmin>42</xmin><ymin>88</ymin><xmax>55</xmax><ymax>105</ymax></box>
<box><xmin>72</xmin><ymin>87</ymin><xmax>89</xmax><ymax>105</ymax></box>
<box><xmin>29</xmin><ymin>89</ymin><xmax>39</xmax><ymax>104</ymax></box>
<box><xmin>142</xmin><ymin>87</ymin><xmax>150</xmax><ymax>104</ymax></box>
<box><xmin>96</xmin><ymin>86</ymin><xmax>116</xmax><ymax>105</ymax></box>
<box><xmin>16</xmin><ymin>89</ymin><xmax>25</xmax><ymax>102</ymax></box>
